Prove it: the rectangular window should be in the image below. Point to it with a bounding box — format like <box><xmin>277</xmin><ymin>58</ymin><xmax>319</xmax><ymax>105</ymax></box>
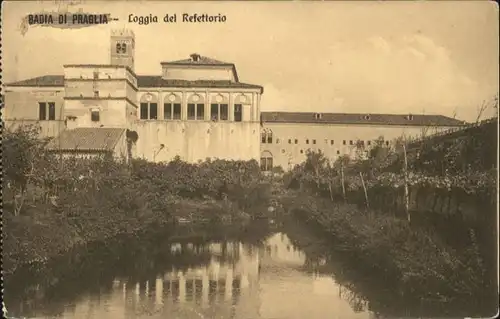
<box><xmin>188</xmin><ymin>103</ymin><xmax>196</xmax><ymax>120</ymax></box>
<box><xmin>267</xmin><ymin>134</ymin><xmax>272</xmax><ymax>144</ymax></box>
<box><xmin>260</xmin><ymin>158</ymin><xmax>267</xmax><ymax>171</ymax></box>
<box><xmin>295</xmin><ymin>139</ymin><xmax>298</xmax><ymax>144</ymax></box>
<box><xmin>261</xmin><ymin>133</ymin><xmax>266</xmax><ymax>144</ymax></box>
<box><xmin>38</xmin><ymin>102</ymin><xmax>47</xmax><ymax>120</ymax></box>
<box><xmin>337</xmin><ymin>150</ymin><xmax>340</xmax><ymax>155</ymax></box>
<box><xmin>260</xmin><ymin>157</ymin><xmax>273</xmax><ymax>171</ymax></box>
<box><xmin>48</xmin><ymin>102</ymin><xmax>56</xmax><ymax>120</ymax></box>
<box><xmin>164</xmin><ymin>103</ymin><xmax>181</xmax><ymax>120</ymax></box>
<box><xmin>306</xmin><ymin>139</ymin><xmax>309</xmax><ymax>144</ymax></box>
<box><xmin>196</xmin><ymin>104</ymin><xmax>204</xmax><ymax>120</ymax></box>
<box><xmin>211</xmin><ymin>104</ymin><xmax>218</xmax><ymax>120</ymax></box>
<box><xmin>288</xmin><ymin>139</ymin><xmax>292</xmax><ymax>144</ymax></box>
<box><xmin>94</xmin><ymin>91</ymin><xmax>99</xmax><ymax>97</ymax></box>
<box><xmin>173</xmin><ymin>103</ymin><xmax>181</xmax><ymax>119</ymax></box>
<box><xmin>220</xmin><ymin>104</ymin><xmax>228</xmax><ymax>120</ymax></box>
<box><xmin>349</xmin><ymin>140</ymin><xmax>353</xmax><ymax>145</ymax></box>
<box><xmin>343</xmin><ymin>140</ymin><xmax>346</xmax><ymax>145</ymax></box>
<box><xmin>210</xmin><ymin>104</ymin><xmax>229</xmax><ymax>121</ymax></box>
<box><xmin>312</xmin><ymin>139</ymin><xmax>316</xmax><ymax>144</ymax></box>
<box><xmin>91</xmin><ymin>110</ymin><xmax>100</xmax><ymax>122</ymax></box>
<box><xmin>234</xmin><ymin>104</ymin><xmax>242</xmax><ymax>122</ymax></box>
<box><xmin>330</xmin><ymin>140</ymin><xmax>334</xmax><ymax>145</ymax></box>
<box><xmin>140</xmin><ymin>103</ymin><xmax>148</xmax><ymax>119</ymax></box>
<box><xmin>164</xmin><ymin>103</ymin><xmax>172</xmax><ymax>120</ymax></box>
<box><xmin>267</xmin><ymin>157</ymin><xmax>273</xmax><ymax>170</ymax></box>
<box><xmin>149</xmin><ymin>103</ymin><xmax>158</xmax><ymax>120</ymax></box>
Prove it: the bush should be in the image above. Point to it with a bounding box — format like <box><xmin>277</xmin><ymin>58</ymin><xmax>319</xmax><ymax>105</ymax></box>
<box><xmin>2</xmin><ymin>126</ymin><xmax>269</xmax><ymax>275</ymax></box>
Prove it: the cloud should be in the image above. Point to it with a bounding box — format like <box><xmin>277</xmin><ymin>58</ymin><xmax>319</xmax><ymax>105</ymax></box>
<box><xmin>297</xmin><ymin>34</ymin><xmax>483</xmax><ymax>119</ymax></box>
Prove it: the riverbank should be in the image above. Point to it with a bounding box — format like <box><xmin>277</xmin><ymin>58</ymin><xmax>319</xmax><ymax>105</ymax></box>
<box><xmin>3</xmin><ymin>197</ymin><xmax>257</xmax><ymax>276</ymax></box>
<box><xmin>280</xmin><ymin>190</ymin><xmax>497</xmax><ymax>316</ymax></box>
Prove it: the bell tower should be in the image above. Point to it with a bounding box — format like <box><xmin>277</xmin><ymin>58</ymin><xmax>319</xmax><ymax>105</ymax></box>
<box><xmin>110</xmin><ymin>29</ymin><xmax>135</xmax><ymax>71</ymax></box>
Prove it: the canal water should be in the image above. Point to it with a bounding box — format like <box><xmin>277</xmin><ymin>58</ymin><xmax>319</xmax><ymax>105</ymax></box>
<box><xmin>5</xmin><ymin>219</ymin><xmax>385</xmax><ymax>319</ymax></box>
<box><xmin>5</xmin><ymin>218</ymin><xmax>472</xmax><ymax>319</ymax></box>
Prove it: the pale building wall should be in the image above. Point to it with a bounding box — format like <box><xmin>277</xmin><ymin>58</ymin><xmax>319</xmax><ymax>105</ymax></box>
<box><xmin>113</xmin><ymin>132</ymin><xmax>130</xmax><ymax>161</ymax></box>
<box><xmin>64</xmin><ymin>69</ymin><xmax>137</xmax><ymax>102</ymax></box>
<box><xmin>63</xmin><ymin>66</ymin><xmax>130</xmax><ymax>80</ymax></box>
<box><xmin>65</xmin><ymin>80</ymin><xmax>129</xmax><ymax>98</ymax></box>
<box><xmin>134</xmin><ymin>121</ymin><xmax>260</xmax><ymax>162</ymax></box>
<box><xmin>3</xmin><ymin>89</ymin><xmax>64</xmax><ymax>120</ymax></box>
<box><xmin>63</xmin><ymin>65</ymin><xmax>138</xmax><ymax>129</ymax></box>
<box><xmin>3</xmin><ymin>89</ymin><xmax>66</xmax><ymax>138</ymax></box>
<box><xmin>3</xmin><ymin>119</ymin><xmax>66</xmax><ymax>138</ymax></box>
<box><xmin>133</xmin><ymin>88</ymin><xmax>262</xmax><ymax>163</ymax></box>
<box><xmin>64</xmin><ymin>99</ymin><xmax>130</xmax><ymax>129</ymax></box>
<box><xmin>261</xmin><ymin>123</ymin><xmax>459</xmax><ymax>170</ymax></box>
<box><xmin>162</xmin><ymin>66</ymin><xmax>235</xmax><ymax>82</ymax></box>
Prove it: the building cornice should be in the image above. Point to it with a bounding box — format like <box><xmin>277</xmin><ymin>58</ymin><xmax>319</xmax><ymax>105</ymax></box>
<box><xmin>64</xmin><ymin>96</ymin><xmax>138</xmax><ymax>108</ymax></box>
<box><xmin>63</xmin><ymin>64</ymin><xmax>137</xmax><ymax>79</ymax></box>
<box><xmin>65</xmin><ymin>78</ymin><xmax>138</xmax><ymax>91</ymax></box>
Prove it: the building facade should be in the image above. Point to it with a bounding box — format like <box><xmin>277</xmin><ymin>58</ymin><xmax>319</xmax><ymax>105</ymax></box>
<box><xmin>3</xmin><ymin>29</ymin><xmax>465</xmax><ymax>169</ymax></box>
<box><xmin>259</xmin><ymin>112</ymin><xmax>466</xmax><ymax>170</ymax></box>
<box><xmin>4</xmin><ymin>29</ymin><xmax>263</xmax><ymax>163</ymax></box>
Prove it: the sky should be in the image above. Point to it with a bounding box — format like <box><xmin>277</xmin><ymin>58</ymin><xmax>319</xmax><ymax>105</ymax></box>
<box><xmin>2</xmin><ymin>0</ymin><xmax>499</xmax><ymax>121</ymax></box>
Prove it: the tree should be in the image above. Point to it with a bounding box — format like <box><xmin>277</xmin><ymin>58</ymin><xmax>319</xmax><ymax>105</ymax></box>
<box><xmin>3</xmin><ymin>125</ymin><xmax>53</xmax><ymax>215</ymax></box>
<box><xmin>303</xmin><ymin>149</ymin><xmax>328</xmax><ymax>191</ymax></box>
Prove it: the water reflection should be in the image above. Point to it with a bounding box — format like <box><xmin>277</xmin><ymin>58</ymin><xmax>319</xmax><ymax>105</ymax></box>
<box><xmin>6</xmin><ymin>232</ymin><xmax>374</xmax><ymax>319</ymax></box>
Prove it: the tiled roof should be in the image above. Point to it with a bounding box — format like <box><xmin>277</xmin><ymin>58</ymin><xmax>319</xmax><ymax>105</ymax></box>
<box><xmin>137</xmin><ymin>76</ymin><xmax>263</xmax><ymax>92</ymax></box>
<box><xmin>6</xmin><ymin>75</ymin><xmax>65</xmax><ymax>87</ymax></box>
<box><xmin>46</xmin><ymin>128</ymin><xmax>125</xmax><ymax>152</ymax></box>
<box><xmin>261</xmin><ymin>112</ymin><xmax>467</xmax><ymax>127</ymax></box>
<box><xmin>162</xmin><ymin>54</ymin><xmax>233</xmax><ymax>66</ymax></box>
<box><xmin>5</xmin><ymin>75</ymin><xmax>262</xmax><ymax>92</ymax></box>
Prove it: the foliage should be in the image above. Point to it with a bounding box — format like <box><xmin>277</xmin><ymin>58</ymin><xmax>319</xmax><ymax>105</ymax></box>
<box><xmin>3</xmin><ymin>126</ymin><xmax>270</xmax><ymax>275</ymax></box>
<box><xmin>280</xmin><ymin>121</ymin><xmax>497</xmax><ymax>303</ymax></box>
<box><xmin>285</xmin><ymin>122</ymin><xmax>497</xmax><ymax>202</ymax></box>
<box><xmin>287</xmin><ymin>193</ymin><xmax>493</xmax><ymax>303</ymax></box>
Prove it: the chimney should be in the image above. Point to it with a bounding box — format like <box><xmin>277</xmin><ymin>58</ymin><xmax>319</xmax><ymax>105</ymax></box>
<box><xmin>190</xmin><ymin>53</ymin><xmax>201</xmax><ymax>62</ymax></box>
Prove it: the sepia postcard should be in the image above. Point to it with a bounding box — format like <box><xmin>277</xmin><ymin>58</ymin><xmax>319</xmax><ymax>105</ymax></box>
<box><xmin>1</xmin><ymin>1</ymin><xmax>499</xmax><ymax>318</ymax></box>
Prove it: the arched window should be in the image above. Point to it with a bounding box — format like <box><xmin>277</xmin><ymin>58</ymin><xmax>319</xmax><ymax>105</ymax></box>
<box><xmin>260</xmin><ymin>151</ymin><xmax>273</xmax><ymax>171</ymax></box>
<box><xmin>121</xmin><ymin>43</ymin><xmax>127</xmax><ymax>54</ymax></box>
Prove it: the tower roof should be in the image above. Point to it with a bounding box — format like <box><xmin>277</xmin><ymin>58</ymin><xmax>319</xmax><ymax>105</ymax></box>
<box><xmin>111</xmin><ymin>28</ymin><xmax>135</xmax><ymax>37</ymax></box>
